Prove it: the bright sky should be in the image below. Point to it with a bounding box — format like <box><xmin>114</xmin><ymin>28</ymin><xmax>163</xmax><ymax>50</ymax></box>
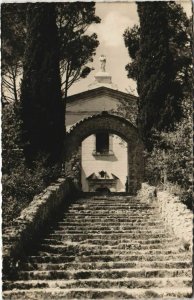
<box><xmin>69</xmin><ymin>1</ymin><xmax>192</xmax><ymax>96</ymax></box>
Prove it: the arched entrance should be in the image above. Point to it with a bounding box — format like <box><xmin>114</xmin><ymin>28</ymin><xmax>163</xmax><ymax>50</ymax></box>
<box><xmin>64</xmin><ymin>111</ymin><xmax>144</xmax><ymax>195</ymax></box>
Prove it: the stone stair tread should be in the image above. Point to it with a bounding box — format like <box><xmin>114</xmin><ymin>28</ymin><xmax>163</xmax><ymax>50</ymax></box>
<box><xmin>4</xmin><ymin>276</ymin><xmax>191</xmax><ymax>290</ymax></box>
<box><xmin>38</xmin><ymin>244</ymin><xmax>182</xmax><ymax>252</ymax></box>
<box><xmin>42</xmin><ymin>237</ymin><xmax>178</xmax><ymax>246</ymax></box>
<box><xmin>16</xmin><ymin>268</ymin><xmax>191</xmax><ymax>280</ymax></box>
<box><xmin>38</xmin><ymin>248</ymin><xmax>188</xmax><ymax>256</ymax></box>
<box><xmin>5</xmin><ymin>276</ymin><xmax>191</xmax><ymax>284</ymax></box>
<box><xmin>4</xmin><ymin>195</ymin><xmax>191</xmax><ymax>298</ymax></box>
<box><xmin>50</xmin><ymin>230</ymin><xmax>169</xmax><ymax>234</ymax></box>
<box><xmin>18</xmin><ymin>267</ymin><xmax>192</xmax><ymax>273</ymax></box>
<box><xmin>26</xmin><ymin>253</ymin><xmax>190</xmax><ymax>262</ymax></box>
<box><xmin>49</xmin><ymin>232</ymin><xmax>171</xmax><ymax>236</ymax></box>
<box><xmin>3</xmin><ymin>286</ymin><xmax>192</xmax><ymax>299</ymax></box>
<box><xmin>40</xmin><ymin>242</ymin><xmax>179</xmax><ymax>248</ymax></box>
<box><xmin>20</xmin><ymin>260</ymin><xmax>192</xmax><ymax>270</ymax></box>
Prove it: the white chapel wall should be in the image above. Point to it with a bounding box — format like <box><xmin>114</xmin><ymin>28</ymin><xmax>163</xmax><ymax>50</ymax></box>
<box><xmin>66</xmin><ymin>94</ymin><xmax>119</xmax><ymax>128</ymax></box>
<box><xmin>81</xmin><ymin>134</ymin><xmax>128</xmax><ymax>192</ymax></box>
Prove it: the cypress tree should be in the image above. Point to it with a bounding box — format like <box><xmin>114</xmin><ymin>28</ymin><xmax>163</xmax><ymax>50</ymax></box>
<box><xmin>20</xmin><ymin>3</ymin><xmax>64</xmax><ymax>165</ymax></box>
<box><xmin>137</xmin><ymin>2</ymin><xmax>183</xmax><ymax>150</ymax></box>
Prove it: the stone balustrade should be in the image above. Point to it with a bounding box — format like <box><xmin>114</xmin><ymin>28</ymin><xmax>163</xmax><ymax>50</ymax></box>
<box><xmin>138</xmin><ymin>183</ymin><xmax>192</xmax><ymax>249</ymax></box>
<box><xmin>3</xmin><ymin>177</ymin><xmax>77</xmax><ymax>275</ymax></box>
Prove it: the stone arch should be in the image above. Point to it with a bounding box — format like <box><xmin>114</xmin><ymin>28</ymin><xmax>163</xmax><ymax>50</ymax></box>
<box><xmin>65</xmin><ymin>112</ymin><xmax>144</xmax><ymax>194</ymax></box>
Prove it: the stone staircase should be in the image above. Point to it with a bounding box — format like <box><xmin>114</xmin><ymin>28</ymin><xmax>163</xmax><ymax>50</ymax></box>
<box><xmin>3</xmin><ymin>195</ymin><xmax>192</xmax><ymax>299</ymax></box>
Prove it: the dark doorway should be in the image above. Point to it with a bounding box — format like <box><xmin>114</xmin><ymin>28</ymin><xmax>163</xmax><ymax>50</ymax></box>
<box><xmin>96</xmin><ymin>187</ymin><xmax>111</xmax><ymax>194</ymax></box>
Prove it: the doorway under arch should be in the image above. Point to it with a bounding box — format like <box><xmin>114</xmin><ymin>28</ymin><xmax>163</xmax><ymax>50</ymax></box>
<box><xmin>65</xmin><ymin>111</ymin><xmax>144</xmax><ymax>195</ymax></box>
<box><xmin>96</xmin><ymin>187</ymin><xmax>111</xmax><ymax>194</ymax></box>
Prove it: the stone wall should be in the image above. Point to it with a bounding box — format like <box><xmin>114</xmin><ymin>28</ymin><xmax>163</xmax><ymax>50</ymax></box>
<box><xmin>3</xmin><ymin>177</ymin><xmax>77</xmax><ymax>275</ymax></box>
<box><xmin>138</xmin><ymin>183</ymin><xmax>192</xmax><ymax>248</ymax></box>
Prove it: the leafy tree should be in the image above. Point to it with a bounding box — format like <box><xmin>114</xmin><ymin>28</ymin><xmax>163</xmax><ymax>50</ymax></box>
<box><xmin>137</xmin><ymin>2</ymin><xmax>183</xmax><ymax>148</ymax></box>
<box><xmin>116</xmin><ymin>96</ymin><xmax>138</xmax><ymax>126</ymax></box>
<box><xmin>123</xmin><ymin>2</ymin><xmax>192</xmax><ymax>208</ymax></box>
<box><xmin>1</xmin><ymin>4</ymin><xmax>27</xmax><ymax>103</ymax></box>
<box><xmin>2</xmin><ymin>103</ymin><xmax>62</xmax><ymax>229</ymax></box>
<box><xmin>20</xmin><ymin>3</ymin><xmax>64</xmax><ymax>165</ymax></box>
<box><xmin>2</xmin><ymin>104</ymin><xmax>23</xmax><ymax>174</ymax></box>
<box><xmin>2</xmin><ymin>3</ymin><xmax>100</xmax><ymax>108</ymax></box>
<box><xmin>145</xmin><ymin>95</ymin><xmax>192</xmax><ymax>208</ymax></box>
<box><xmin>2</xmin><ymin>3</ymin><xmax>100</xmax><ymax>227</ymax></box>
<box><xmin>124</xmin><ymin>3</ymin><xmax>191</xmax><ymax>86</ymax></box>
<box><xmin>124</xmin><ymin>2</ymin><xmax>191</xmax><ymax>149</ymax></box>
<box><xmin>56</xmin><ymin>3</ymin><xmax>100</xmax><ymax>127</ymax></box>
<box><xmin>123</xmin><ymin>25</ymin><xmax>140</xmax><ymax>81</ymax></box>
<box><xmin>57</xmin><ymin>3</ymin><xmax>100</xmax><ymax>95</ymax></box>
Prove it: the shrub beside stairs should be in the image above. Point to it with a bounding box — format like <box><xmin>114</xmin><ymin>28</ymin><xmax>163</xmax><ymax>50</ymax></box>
<box><xmin>3</xmin><ymin>195</ymin><xmax>192</xmax><ymax>299</ymax></box>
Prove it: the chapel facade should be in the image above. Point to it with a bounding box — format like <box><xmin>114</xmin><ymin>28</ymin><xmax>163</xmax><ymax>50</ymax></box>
<box><xmin>66</xmin><ymin>56</ymin><xmax>138</xmax><ymax>192</ymax></box>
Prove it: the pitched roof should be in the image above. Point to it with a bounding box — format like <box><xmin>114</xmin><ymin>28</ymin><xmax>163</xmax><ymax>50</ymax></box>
<box><xmin>66</xmin><ymin>86</ymin><xmax>138</xmax><ymax>104</ymax></box>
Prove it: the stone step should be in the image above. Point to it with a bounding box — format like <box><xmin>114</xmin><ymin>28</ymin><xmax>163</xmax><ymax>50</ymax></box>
<box><xmin>75</xmin><ymin>202</ymin><xmax>138</xmax><ymax>204</ymax></box>
<box><xmin>54</xmin><ymin>221</ymin><xmax>164</xmax><ymax>230</ymax></box>
<box><xmin>43</xmin><ymin>237</ymin><xmax>175</xmax><ymax>245</ymax></box>
<box><xmin>53</xmin><ymin>225</ymin><xmax>167</xmax><ymax>231</ymax></box>
<box><xmin>77</xmin><ymin>199</ymin><xmax>139</xmax><ymax>202</ymax></box>
<box><xmin>70</xmin><ymin>202</ymin><xmax>146</xmax><ymax>211</ymax></box>
<box><xmin>71</xmin><ymin>205</ymin><xmax>150</xmax><ymax>209</ymax></box>
<box><xmin>63</xmin><ymin>213</ymin><xmax>160</xmax><ymax>217</ymax></box>
<box><xmin>54</xmin><ymin>217</ymin><xmax>167</xmax><ymax>224</ymax></box>
<box><xmin>4</xmin><ymin>277</ymin><xmax>191</xmax><ymax>291</ymax></box>
<box><xmin>64</xmin><ymin>212</ymin><xmax>157</xmax><ymax>217</ymax></box>
<box><xmin>40</xmin><ymin>240</ymin><xmax>179</xmax><ymax>254</ymax></box>
<box><xmin>39</xmin><ymin>244</ymin><xmax>183</xmax><ymax>256</ymax></box>
<box><xmin>49</xmin><ymin>229</ymin><xmax>169</xmax><ymax>236</ymax></box>
<box><xmin>24</xmin><ymin>253</ymin><xmax>191</xmax><ymax>264</ymax></box>
<box><xmin>73</xmin><ymin>205</ymin><xmax>150</xmax><ymax>209</ymax></box>
<box><xmin>39</xmin><ymin>242</ymin><xmax>179</xmax><ymax>253</ymax></box>
<box><xmin>57</xmin><ymin>218</ymin><xmax>163</xmax><ymax>223</ymax></box>
<box><xmin>3</xmin><ymin>287</ymin><xmax>192</xmax><ymax>299</ymax></box>
<box><xmin>55</xmin><ymin>218</ymin><xmax>164</xmax><ymax>224</ymax></box>
<box><xmin>74</xmin><ymin>198</ymin><xmax>143</xmax><ymax>201</ymax></box>
<box><xmin>55</xmin><ymin>222</ymin><xmax>165</xmax><ymax>228</ymax></box>
<box><xmin>20</xmin><ymin>260</ymin><xmax>192</xmax><ymax>272</ymax></box>
<box><xmin>68</xmin><ymin>207</ymin><xmax>154</xmax><ymax>212</ymax></box>
<box><xmin>15</xmin><ymin>268</ymin><xmax>192</xmax><ymax>280</ymax></box>
<box><xmin>65</xmin><ymin>209</ymin><xmax>156</xmax><ymax>214</ymax></box>
<box><xmin>49</xmin><ymin>230</ymin><xmax>168</xmax><ymax>236</ymax></box>
<box><xmin>48</xmin><ymin>233</ymin><xmax>171</xmax><ymax>241</ymax></box>
<box><xmin>76</xmin><ymin>205</ymin><xmax>153</xmax><ymax>209</ymax></box>
<box><xmin>53</xmin><ymin>224</ymin><xmax>167</xmax><ymax>234</ymax></box>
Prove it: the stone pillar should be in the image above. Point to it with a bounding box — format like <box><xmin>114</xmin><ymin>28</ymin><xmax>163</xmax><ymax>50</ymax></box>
<box><xmin>128</xmin><ymin>144</ymin><xmax>135</xmax><ymax>194</ymax></box>
<box><xmin>128</xmin><ymin>142</ymin><xmax>144</xmax><ymax>195</ymax></box>
<box><xmin>64</xmin><ymin>147</ymin><xmax>82</xmax><ymax>190</ymax></box>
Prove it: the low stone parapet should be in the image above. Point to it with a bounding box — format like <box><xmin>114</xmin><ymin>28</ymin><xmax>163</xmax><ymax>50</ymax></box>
<box><xmin>3</xmin><ymin>177</ymin><xmax>77</xmax><ymax>276</ymax></box>
<box><xmin>138</xmin><ymin>183</ymin><xmax>192</xmax><ymax>249</ymax></box>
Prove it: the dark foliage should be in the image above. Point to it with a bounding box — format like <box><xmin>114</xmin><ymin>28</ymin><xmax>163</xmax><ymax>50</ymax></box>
<box><xmin>124</xmin><ymin>3</ymin><xmax>192</xmax><ymax>86</ymax></box>
<box><xmin>137</xmin><ymin>2</ymin><xmax>183</xmax><ymax>149</ymax></box>
<box><xmin>20</xmin><ymin>3</ymin><xmax>64</xmax><ymax>165</ymax></box>
<box><xmin>124</xmin><ymin>3</ymin><xmax>191</xmax><ymax>150</ymax></box>
<box><xmin>57</xmin><ymin>2</ymin><xmax>100</xmax><ymax>96</ymax></box>
<box><xmin>2</xmin><ymin>3</ymin><xmax>100</xmax><ymax>105</ymax></box>
<box><xmin>2</xmin><ymin>104</ymin><xmax>61</xmax><ymax>229</ymax></box>
<box><xmin>1</xmin><ymin>4</ymin><xmax>27</xmax><ymax>103</ymax></box>
<box><xmin>1</xmin><ymin>3</ymin><xmax>27</xmax><ymax>73</ymax></box>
